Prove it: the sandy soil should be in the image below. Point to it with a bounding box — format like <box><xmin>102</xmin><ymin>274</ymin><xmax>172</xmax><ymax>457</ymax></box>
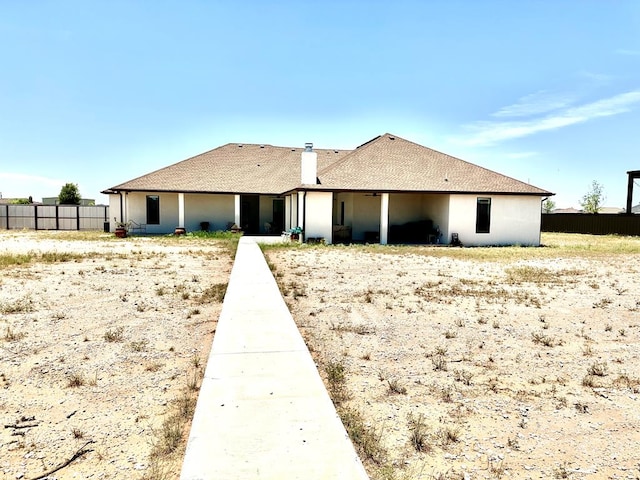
<box><xmin>1</xmin><ymin>231</ymin><xmax>232</xmax><ymax>480</ymax></box>
<box><xmin>266</xmin><ymin>239</ymin><xmax>640</xmax><ymax>480</ymax></box>
<box><xmin>3</xmin><ymin>232</ymin><xmax>640</xmax><ymax>480</ymax></box>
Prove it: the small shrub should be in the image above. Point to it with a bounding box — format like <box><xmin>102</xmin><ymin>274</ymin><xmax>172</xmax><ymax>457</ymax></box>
<box><xmin>338</xmin><ymin>406</ymin><xmax>386</xmax><ymax>465</ymax></box>
<box><xmin>191</xmin><ymin>354</ymin><xmax>202</xmax><ymax>370</ymax></box>
<box><xmin>3</xmin><ymin>326</ymin><xmax>25</xmax><ymax>342</ymax></box>
<box><xmin>440</xmin><ymin>384</ymin><xmax>454</xmax><ymax>402</ymax></box>
<box><xmin>67</xmin><ymin>372</ymin><xmax>85</xmax><ymax>388</ymax></box>
<box><xmin>437</xmin><ymin>426</ymin><xmax>460</xmax><ymax>446</ymax></box>
<box><xmin>151</xmin><ymin>414</ymin><xmax>183</xmax><ymax>456</ymax></box>
<box><xmin>325</xmin><ymin>359</ymin><xmax>349</xmax><ymax>403</ymax></box>
<box><xmin>487</xmin><ymin>377</ymin><xmax>499</xmax><ymax>393</ymax></box>
<box><xmin>554</xmin><ymin>463</ymin><xmax>570</xmax><ymax>478</ymax></box>
<box><xmin>531</xmin><ymin>331</ymin><xmax>562</xmax><ymax>347</ymax></box>
<box><xmin>408</xmin><ymin>413</ymin><xmax>430</xmax><ymax>452</ymax></box>
<box><xmin>387</xmin><ymin>378</ymin><xmax>407</xmax><ymax>395</ymax></box>
<box><xmin>175</xmin><ymin>392</ymin><xmax>197</xmax><ymax>419</ymax></box>
<box><xmin>432</xmin><ymin>354</ymin><xmax>448</xmax><ymax>372</ymax></box>
<box><xmin>0</xmin><ymin>296</ymin><xmax>35</xmax><ymax>314</ymax></box>
<box><xmin>145</xmin><ymin>362</ymin><xmax>163</xmax><ymax>372</ymax></box>
<box><xmin>198</xmin><ymin>283</ymin><xmax>227</xmax><ymax>303</ymax></box>
<box><xmin>587</xmin><ymin>361</ymin><xmax>608</xmax><ymax>377</ymax></box>
<box><xmin>104</xmin><ymin>326</ymin><xmax>124</xmax><ymax>342</ymax></box>
<box><xmin>129</xmin><ymin>340</ymin><xmax>148</xmax><ymax>352</ymax></box>
<box><xmin>582</xmin><ymin>375</ymin><xmax>597</xmax><ymax>387</ymax></box>
<box><xmin>453</xmin><ymin>369</ymin><xmax>473</xmax><ymax>386</ymax></box>
<box><xmin>187</xmin><ymin>371</ymin><xmax>199</xmax><ymax>391</ymax></box>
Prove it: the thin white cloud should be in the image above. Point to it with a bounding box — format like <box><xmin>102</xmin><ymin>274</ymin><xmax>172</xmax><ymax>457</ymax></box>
<box><xmin>0</xmin><ymin>172</ymin><xmax>65</xmax><ymax>198</ymax></box>
<box><xmin>0</xmin><ymin>172</ymin><xmax>64</xmax><ymax>186</ymax></box>
<box><xmin>505</xmin><ymin>151</ymin><xmax>538</xmax><ymax>159</ymax></box>
<box><xmin>615</xmin><ymin>48</ymin><xmax>640</xmax><ymax>56</ymax></box>
<box><xmin>492</xmin><ymin>91</ymin><xmax>575</xmax><ymax>118</ymax></box>
<box><xmin>458</xmin><ymin>90</ymin><xmax>640</xmax><ymax>147</ymax></box>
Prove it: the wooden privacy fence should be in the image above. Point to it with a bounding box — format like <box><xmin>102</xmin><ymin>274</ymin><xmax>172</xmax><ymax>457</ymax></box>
<box><xmin>542</xmin><ymin>213</ymin><xmax>640</xmax><ymax>236</ymax></box>
<box><xmin>0</xmin><ymin>204</ymin><xmax>109</xmax><ymax>231</ymax></box>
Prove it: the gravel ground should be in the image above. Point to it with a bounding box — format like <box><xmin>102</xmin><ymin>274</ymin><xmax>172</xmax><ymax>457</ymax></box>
<box><xmin>1</xmin><ymin>231</ymin><xmax>233</xmax><ymax>480</ymax></box>
<box><xmin>267</xmin><ymin>237</ymin><xmax>640</xmax><ymax>480</ymax></box>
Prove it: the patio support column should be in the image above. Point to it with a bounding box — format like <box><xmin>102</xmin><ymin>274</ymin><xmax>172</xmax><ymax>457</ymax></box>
<box><xmin>178</xmin><ymin>193</ymin><xmax>185</xmax><ymax>228</ymax></box>
<box><xmin>297</xmin><ymin>192</ymin><xmax>305</xmax><ymax>228</ymax></box>
<box><xmin>234</xmin><ymin>194</ymin><xmax>241</xmax><ymax>226</ymax></box>
<box><xmin>380</xmin><ymin>193</ymin><xmax>389</xmax><ymax>245</ymax></box>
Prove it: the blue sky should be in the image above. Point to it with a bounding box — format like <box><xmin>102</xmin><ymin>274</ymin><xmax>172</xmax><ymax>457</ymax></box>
<box><xmin>1</xmin><ymin>1</ymin><xmax>639</xmax><ymax>209</ymax></box>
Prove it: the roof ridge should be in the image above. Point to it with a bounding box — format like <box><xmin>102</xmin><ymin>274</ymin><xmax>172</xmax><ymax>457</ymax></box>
<box><xmin>317</xmin><ymin>133</ymin><xmax>390</xmax><ymax>177</ymax></box>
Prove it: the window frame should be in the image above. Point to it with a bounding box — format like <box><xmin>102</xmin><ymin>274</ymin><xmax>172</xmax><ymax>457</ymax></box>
<box><xmin>475</xmin><ymin>197</ymin><xmax>491</xmax><ymax>234</ymax></box>
<box><xmin>146</xmin><ymin>195</ymin><xmax>160</xmax><ymax>225</ymax></box>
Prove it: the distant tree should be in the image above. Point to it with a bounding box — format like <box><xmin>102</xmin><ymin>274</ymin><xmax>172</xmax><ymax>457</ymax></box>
<box><xmin>58</xmin><ymin>183</ymin><xmax>81</xmax><ymax>205</ymax></box>
<box><xmin>580</xmin><ymin>180</ymin><xmax>605</xmax><ymax>213</ymax></box>
<box><xmin>542</xmin><ymin>199</ymin><xmax>556</xmax><ymax>213</ymax></box>
<box><xmin>10</xmin><ymin>198</ymin><xmax>30</xmax><ymax>205</ymax></box>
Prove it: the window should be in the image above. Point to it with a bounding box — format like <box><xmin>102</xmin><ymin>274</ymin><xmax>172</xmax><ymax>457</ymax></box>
<box><xmin>476</xmin><ymin>197</ymin><xmax>491</xmax><ymax>233</ymax></box>
<box><xmin>146</xmin><ymin>195</ymin><xmax>160</xmax><ymax>225</ymax></box>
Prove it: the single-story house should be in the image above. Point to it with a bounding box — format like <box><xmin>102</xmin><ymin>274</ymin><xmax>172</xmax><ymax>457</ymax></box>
<box><xmin>102</xmin><ymin>133</ymin><xmax>553</xmax><ymax>246</ymax></box>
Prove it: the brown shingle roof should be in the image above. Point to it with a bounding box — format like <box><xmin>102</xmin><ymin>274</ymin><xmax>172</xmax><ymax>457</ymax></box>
<box><xmin>312</xmin><ymin>134</ymin><xmax>551</xmax><ymax>195</ymax></box>
<box><xmin>105</xmin><ymin>144</ymin><xmax>349</xmax><ymax>194</ymax></box>
<box><xmin>104</xmin><ymin>133</ymin><xmax>552</xmax><ymax>196</ymax></box>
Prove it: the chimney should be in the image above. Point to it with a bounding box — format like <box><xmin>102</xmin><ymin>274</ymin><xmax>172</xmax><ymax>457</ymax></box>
<box><xmin>301</xmin><ymin>142</ymin><xmax>317</xmax><ymax>184</ymax></box>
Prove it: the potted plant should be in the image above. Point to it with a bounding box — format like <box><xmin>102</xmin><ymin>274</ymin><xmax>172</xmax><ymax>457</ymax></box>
<box><xmin>289</xmin><ymin>226</ymin><xmax>303</xmax><ymax>241</ymax></box>
<box><xmin>114</xmin><ymin>218</ymin><xmax>129</xmax><ymax>238</ymax></box>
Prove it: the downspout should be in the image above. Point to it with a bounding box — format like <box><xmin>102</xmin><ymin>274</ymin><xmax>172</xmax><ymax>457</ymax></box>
<box><xmin>539</xmin><ymin>197</ymin><xmax>547</xmax><ymax>245</ymax></box>
<box><xmin>302</xmin><ymin>191</ymin><xmax>307</xmax><ymax>242</ymax></box>
<box><xmin>119</xmin><ymin>192</ymin><xmax>124</xmax><ymax>224</ymax></box>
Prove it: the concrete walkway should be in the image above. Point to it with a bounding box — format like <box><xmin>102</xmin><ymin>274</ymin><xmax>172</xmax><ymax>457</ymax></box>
<box><xmin>180</xmin><ymin>237</ymin><xmax>369</xmax><ymax>479</ymax></box>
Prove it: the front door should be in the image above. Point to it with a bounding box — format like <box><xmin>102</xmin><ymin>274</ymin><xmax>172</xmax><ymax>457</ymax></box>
<box><xmin>272</xmin><ymin>199</ymin><xmax>284</xmax><ymax>234</ymax></box>
<box><xmin>240</xmin><ymin>195</ymin><xmax>259</xmax><ymax>234</ymax></box>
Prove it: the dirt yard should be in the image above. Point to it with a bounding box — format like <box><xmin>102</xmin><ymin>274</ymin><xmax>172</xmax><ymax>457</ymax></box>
<box><xmin>266</xmin><ymin>234</ymin><xmax>640</xmax><ymax>480</ymax></box>
<box><xmin>3</xmin><ymin>231</ymin><xmax>639</xmax><ymax>480</ymax></box>
<box><xmin>0</xmin><ymin>231</ymin><xmax>233</xmax><ymax>480</ymax></box>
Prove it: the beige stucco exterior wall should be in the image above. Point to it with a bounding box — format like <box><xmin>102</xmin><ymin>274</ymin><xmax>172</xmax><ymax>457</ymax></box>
<box><xmin>185</xmin><ymin>194</ymin><xmax>235</xmax><ymax>232</ymax></box>
<box><xmin>351</xmin><ymin>194</ymin><xmax>380</xmax><ymax>241</ymax></box>
<box><xmin>422</xmin><ymin>194</ymin><xmax>449</xmax><ymax>243</ymax></box>
<box><xmin>448</xmin><ymin>194</ymin><xmax>542</xmax><ymax>246</ymax></box>
<box><xmin>388</xmin><ymin>194</ymin><xmax>422</xmax><ymax>224</ymax></box>
<box><xmin>109</xmin><ymin>192</ymin><xmax>235</xmax><ymax>234</ymax></box>
<box><xmin>304</xmin><ymin>191</ymin><xmax>333</xmax><ymax>243</ymax></box>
